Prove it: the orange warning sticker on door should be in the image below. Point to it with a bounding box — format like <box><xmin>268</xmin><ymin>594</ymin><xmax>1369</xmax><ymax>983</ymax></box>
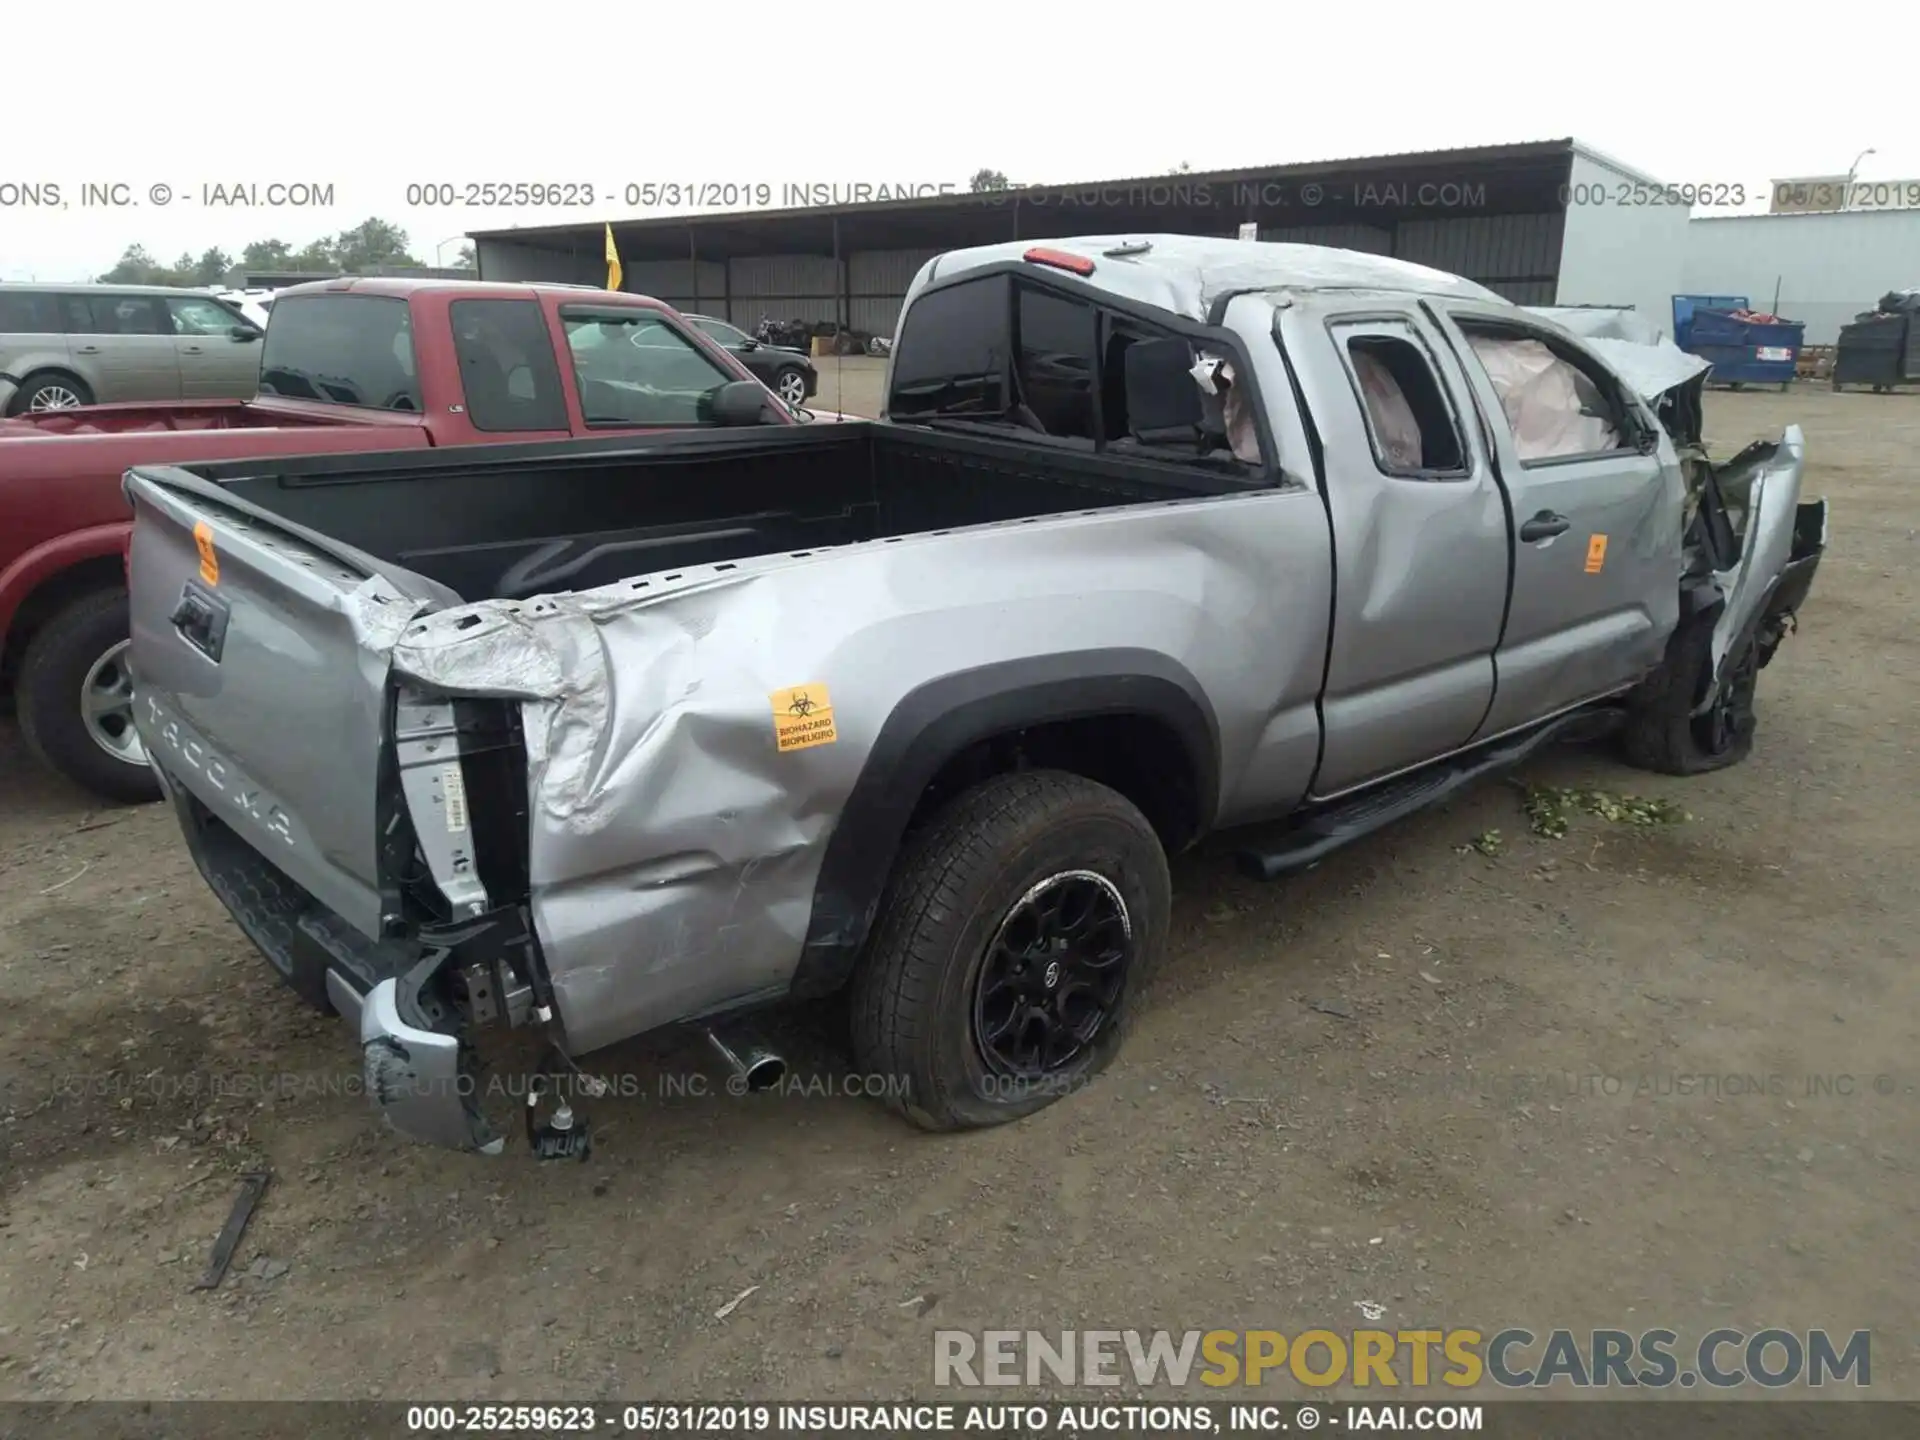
<box><xmin>770</xmin><ymin>684</ymin><xmax>837</xmax><ymax>752</ymax></box>
<box><xmin>1584</xmin><ymin>533</ymin><xmax>1608</xmax><ymax>574</ymax></box>
<box><xmin>193</xmin><ymin>521</ymin><xmax>219</xmax><ymax>586</ymax></box>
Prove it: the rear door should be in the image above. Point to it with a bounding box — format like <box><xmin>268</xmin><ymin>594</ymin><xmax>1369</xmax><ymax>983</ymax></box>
<box><xmin>1431</xmin><ymin>304</ymin><xmax>1681</xmax><ymax>738</ymax></box>
<box><xmin>1276</xmin><ymin>298</ymin><xmax>1510</xmax><ymax>796</ymax></box>
<box><xmin>167</xmin><ymin>294</ymin><xmax>262</xmax><ymax>399</ymax></box>
<box><xmin>126</xmin><ymin>468</ymin><xmax>427</xmax><ymax>941</ymax></box>
<box><xmin>63</xmin><ymin>293</ymin><xmax>182</xmax><ymax>401</ymax></box>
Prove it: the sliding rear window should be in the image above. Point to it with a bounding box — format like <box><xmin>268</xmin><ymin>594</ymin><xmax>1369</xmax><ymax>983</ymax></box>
<box><xmin>259</xmin><ymin>295</ymin><xmax>422</xmax><ymax>412</ymax></box>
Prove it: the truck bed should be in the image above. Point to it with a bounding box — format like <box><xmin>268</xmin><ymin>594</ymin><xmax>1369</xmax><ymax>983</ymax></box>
<box><xmin>175</xmin><ymin>422</ymin><xmax>1248</xmax><ymax>603</ymax></box>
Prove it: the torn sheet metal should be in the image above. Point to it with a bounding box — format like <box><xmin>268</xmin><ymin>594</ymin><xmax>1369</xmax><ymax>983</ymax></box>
<box><xmin>1525</xmin><ymin>307</ymin><xmax>1713</xmax><ymax>403</ymax></box>
<box><xmin>1705</xmin><ymin>426</ymin><xmax>1808</xmax><ymax>699</ymax></box>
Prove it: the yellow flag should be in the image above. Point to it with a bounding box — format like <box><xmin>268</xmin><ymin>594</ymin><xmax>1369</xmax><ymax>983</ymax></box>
<box><xmin>604</xmin><ymin>223</ymin><xmax>622</xmax><ymax>292</ymax></box>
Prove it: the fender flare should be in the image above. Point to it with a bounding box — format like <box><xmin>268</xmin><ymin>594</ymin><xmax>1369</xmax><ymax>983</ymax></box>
<box><xmin>0</xmin><ymin>522</ymin><xmax>132</xmax><ymax>644</ymax></box>
<box><xmin>789</xmin><ymin>648</ymin><xmax>1220</xmax><ymax>999</ymax></box>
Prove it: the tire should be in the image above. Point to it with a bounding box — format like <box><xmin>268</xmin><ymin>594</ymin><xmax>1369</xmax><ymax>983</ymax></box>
<box><xmin>773</xmin><ymin>366</ymin><xmax>809</xmax><ymax>406</ymax></box>
<box><xmin>849</xmin><ymin>770</ymin><xmax>1170</xmax><ymax>1131</ymax></box>
<box><xmin>11</xmin><ymin>371</ymin><xmax>94</xmax><ymax>414</ymax></box>
<box><xmin>1620</xmin><ymin>613</ymin><xmax>1758</xmax><ymax>776</ymax></box>
<box><xmin>15</xmin><ymin>588</ymin><xmax>161</xmax><ymax>804</ymax></box>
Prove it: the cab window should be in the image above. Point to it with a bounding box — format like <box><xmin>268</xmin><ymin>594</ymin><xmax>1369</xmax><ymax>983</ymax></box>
<box><xmin>1330</xmin><ymin>321</ymin><xmax>1467</xmax><ymax>477</ymax></box>
<box><xmin>1458</xmin><ymin>322</ymin><xmax>1634</xmax><ymax>463</ymax></box>
<box><xmin>449</xmin><ymin>298</ymin><xmax>568</xmax><ymax>432</ymax></box>
<box><xmin>560</xmin><ymin>309</ymin><xmax>735</xmax><ymax>426</ymax></box>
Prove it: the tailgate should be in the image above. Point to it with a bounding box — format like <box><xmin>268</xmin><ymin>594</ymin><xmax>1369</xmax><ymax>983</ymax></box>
<box><xmin>126</xmin><ymin>468</ymin><xmax>431</xmax><ymax>941</ymax></box>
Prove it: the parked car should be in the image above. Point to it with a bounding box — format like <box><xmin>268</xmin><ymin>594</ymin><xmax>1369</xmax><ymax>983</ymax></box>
<box><xmin>123</xmin><ymin>235</ymin><xmax>1826</xmax><ymax>1157</ymax></box>
<box><xmin>0</xmin><ymin>279</ymin><xmax>790</xmax><ymax>803</ymax></box>
<box><xmin>208</xmin><ymin>287</ymin><xmax>276</xmax><ymax>330</ymax></box>
<box><xmin>683</xmin><ymin>314</ymin><xmax>817</xmax><ymax>405</ymax></box>
<box><xmin>0</xmin><ymin>283</ymin><xmax>264</xmax><ymax>414</ymax></box>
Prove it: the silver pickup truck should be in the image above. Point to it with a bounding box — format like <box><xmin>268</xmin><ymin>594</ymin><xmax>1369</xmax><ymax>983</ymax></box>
<box><xmin>123</xmin><ymin>236</ymin><xmax>1828</xmax><ymax>1156</ymax></box>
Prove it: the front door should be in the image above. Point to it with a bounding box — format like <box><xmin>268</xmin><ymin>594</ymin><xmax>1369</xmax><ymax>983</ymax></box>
<box><xmin>1431</xmin><ymin>304</ymin><xmax>1682</xmax><ymax>740</ymax></box>
<box><xmin>1276</xmin><ymin>300</ymin><xmax>1510</xmax><ymax>797</ymax></box>
<box><xmin>167</xmin><ymin>295</ymin><xmax>262</xmax><ymax>399</ymax></box>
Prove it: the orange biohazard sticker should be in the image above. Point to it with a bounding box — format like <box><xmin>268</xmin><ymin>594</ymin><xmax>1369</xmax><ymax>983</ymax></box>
<box><xmin>1584</xmin><ymin>534</ymin><xmax>1608</xmax><ymax>575</ymax></box>
<box><xmin>193</xmin><ymin>521</ymin><xmax>220</xmax><ymax>586</ymax></box>
<box><xmin>770</xmin><ymin>684</ymin><xmax>837</xmax><ymax>752</ymax></box>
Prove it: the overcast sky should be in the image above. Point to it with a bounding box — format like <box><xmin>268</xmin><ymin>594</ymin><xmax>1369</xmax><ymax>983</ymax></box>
<box><xmin>5</xmin><ymin>2</ymin><xmax>1910</xmax><ymax>283</ymax></box>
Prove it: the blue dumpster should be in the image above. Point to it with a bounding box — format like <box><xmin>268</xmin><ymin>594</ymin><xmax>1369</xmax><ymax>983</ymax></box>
<box><xmin>1672</xmin><ymin>294</ymin><xmax>1805</xmax><ymax>389</ymax></box>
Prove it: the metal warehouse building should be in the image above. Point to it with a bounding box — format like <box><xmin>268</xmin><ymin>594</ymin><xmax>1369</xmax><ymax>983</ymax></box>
<box><xmin>1683</xmin><ymin>209</ymin><xmax>1920</xmax><ymax>344</ymax></box>
<box><xmin>469</xmin><ymin>138</ymin><xmax>1690</xmax><ymax>338</ymax></box>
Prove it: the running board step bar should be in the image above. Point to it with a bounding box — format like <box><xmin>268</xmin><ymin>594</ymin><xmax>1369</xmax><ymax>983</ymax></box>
<box><xmin>1233</xmin><ymin>708</ymin><xmax>1623</xmax><ymax>881</ymax></box>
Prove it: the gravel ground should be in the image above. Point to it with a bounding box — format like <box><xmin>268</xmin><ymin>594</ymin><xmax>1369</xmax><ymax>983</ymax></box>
<box><xmin>1</xmin><ymin>382</ymin><xmax>1915</xmax><ymax>1402</ymax></box>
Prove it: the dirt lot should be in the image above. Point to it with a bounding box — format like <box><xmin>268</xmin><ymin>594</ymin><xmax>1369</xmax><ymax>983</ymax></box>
<box><xmin>1</xmin><ymin>380</ymin><xmax>1915</xmax><ymax>1402</ymax></box>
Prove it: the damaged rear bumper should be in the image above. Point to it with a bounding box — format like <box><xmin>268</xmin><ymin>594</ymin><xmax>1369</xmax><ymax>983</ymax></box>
<box><xmin>153</xmin><ymin>761</ymin><xmax>514</xmax><ymax>1154</ymax></box>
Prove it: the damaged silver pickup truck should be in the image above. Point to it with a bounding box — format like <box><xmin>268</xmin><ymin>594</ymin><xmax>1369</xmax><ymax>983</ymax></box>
<box><xmin>123</xmin><ymin>238</ymin><xmax>1828</xmax><ymax>1156</ymax></box>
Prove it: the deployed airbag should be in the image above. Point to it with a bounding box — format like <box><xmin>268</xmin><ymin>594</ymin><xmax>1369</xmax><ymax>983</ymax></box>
<box><xmin>1467</xmin><ymin>334</ymin><xmax>1617</xmax><ymax>460</ymax></box>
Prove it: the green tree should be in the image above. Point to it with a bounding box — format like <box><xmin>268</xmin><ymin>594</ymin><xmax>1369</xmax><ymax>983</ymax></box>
<box><xmin>191</xmin><ymin>247</ymin><xmax>233</xmax><ymax>286</ymax></box>
<box><xmin>240</xmin><ymin>238</ymin><xmax>293</xmax><ymax>271</ymax></box>
<box><xmin>97</xmin><ymin>244</ymin><xmax>165</xmax><ymax>284</ymax></box>
<box><xmin>453</xmin><ymin>242</ymin><xmax>476</xmax><ymax>271</ymax></box>
<box><xmin>968</xmin><ymin>168</ymin><xmax>1010</xmax><ymax>193</ymax></box>
<box><xmin>331</xmin><ymin>217</ymin><xmax>419</xmax><ymax>271</ymax></box>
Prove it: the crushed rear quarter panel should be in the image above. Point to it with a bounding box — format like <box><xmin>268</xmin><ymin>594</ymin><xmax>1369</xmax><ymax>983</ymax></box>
<box><xmin>390</xmin><ymin>492</ymin><xmax>1332</xmax><ymax>1054</ymax></box>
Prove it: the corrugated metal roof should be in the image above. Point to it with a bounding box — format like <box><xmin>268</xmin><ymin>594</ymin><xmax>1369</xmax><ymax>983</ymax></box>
<box><xmin>468</xmin><ymin>139</ymin><xmax>1580</xmax><ymax>244</ymax></box>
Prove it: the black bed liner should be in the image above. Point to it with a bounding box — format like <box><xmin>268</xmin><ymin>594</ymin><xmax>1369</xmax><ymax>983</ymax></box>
<box><xmin>169</xmin><ymin>421</ymin><xmax>1259</xmax><ymax>604</ymax></box>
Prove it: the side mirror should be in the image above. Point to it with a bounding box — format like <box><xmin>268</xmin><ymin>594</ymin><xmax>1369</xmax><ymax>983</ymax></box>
<box><xmin>708</xmin><ymin>379</ymin><xmax>776</xmax><ymax>426</ymax></box>
<box><xmin>230</xmin><ymin>326</ymin><xmax>261</xmax><ymax>342</ymax></box>
<box><xmin>739</xmin><ymin>337</ymin><xmax>759</xmax><ymax>351</ymax></box>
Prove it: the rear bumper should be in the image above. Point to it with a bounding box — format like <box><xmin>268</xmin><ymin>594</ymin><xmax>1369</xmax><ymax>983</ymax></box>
<box><xmin>153</xmin><ymin>761</ymin><xmax>506</xmax><ymax>1154</ymax></box>
<box><xmin>0</xmin><ymin>374</ymin><xmax>18</xmax><ymax>413</ymax></box>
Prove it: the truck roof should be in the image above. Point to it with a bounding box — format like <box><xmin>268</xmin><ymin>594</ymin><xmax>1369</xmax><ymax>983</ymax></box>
<box><xmin>918</xmin><ymin>234</ymin><xmax>1509</xmax><ymax>323</ymax></box>
<box><xmin>266</xmin><ymin>276</ymin><xmax>666</xmax><ymax>306</ymax></box>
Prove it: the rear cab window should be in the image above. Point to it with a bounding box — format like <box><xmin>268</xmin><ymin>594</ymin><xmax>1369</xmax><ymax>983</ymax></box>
<box><xmin>450</xmin><ymin>298</ymin><xmax>568</xmax><ymax>432</ymax></box>
<box><xmin>559</xmin><ymin>307</ymin><xmax>735</xmax><ymax>427</ymax></box>
<box><xmin>887</xmin><ymin>270</ymin><xmax>1266</xmax><ymax>473</ymax></box>
<box><xmin>258</xmin><ymin>295</ymin><xmax>422</xmax><ymax>412</ymax></box>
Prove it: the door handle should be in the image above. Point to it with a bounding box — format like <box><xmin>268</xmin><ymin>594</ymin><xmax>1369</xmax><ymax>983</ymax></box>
<box><xmin>1519</xmin><ymin>510</ymin><xmax>1571</xmax><ymax>542</ymax></box>
<box><xmin>183</xmin><ymin>345</ymin><xmax>203</xmax><ymax>355</ymax></box>
<box><xmin>169</xmin><ymin>583</ymin><xmax>229</xmax><ymax>662</ymax></box>
<box><xmin>75</xmin><ymin>345</ymin><xmax>101</xmax><ymax>355</ymax></box>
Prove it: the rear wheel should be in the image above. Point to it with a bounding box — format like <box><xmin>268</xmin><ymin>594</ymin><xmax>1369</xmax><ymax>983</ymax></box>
<box><xmin>16</xmin><ymin>589</ymin><xmax>160</xmax><ymax>803</ymax></box>
<box><xmin>13</xmin><ymin>372</ymin><xmax>94</xmax><ymax>414</ymax></box>
<box><xmin>849</xmin><ymin>770</ymin><xmax>1169</xmax><ymax>1131</ymax></box>
<box><xmin>1621</xmin><ymin>614</ymin><xmax>1758</xmax><ymax>776</ymax></box>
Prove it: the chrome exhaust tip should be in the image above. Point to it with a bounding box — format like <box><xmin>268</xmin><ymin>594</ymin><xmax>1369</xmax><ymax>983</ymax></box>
<box><xmin>706</xmin><ymin>1028</ymin><xmax>787</xmax><ymax>1092</ymax></box>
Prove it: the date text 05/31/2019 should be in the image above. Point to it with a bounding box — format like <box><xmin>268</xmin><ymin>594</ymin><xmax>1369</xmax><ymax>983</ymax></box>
<box><xmin>402</xmin><ymin>181</ymin><xmax>960</xmax><ymax>209</ymax></box>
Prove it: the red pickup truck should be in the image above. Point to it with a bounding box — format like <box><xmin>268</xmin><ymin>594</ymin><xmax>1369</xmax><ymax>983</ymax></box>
<box><xmin>0</xmin><ymin>277</ymin><xmax>795</xmax><ymax>802</ymax></box>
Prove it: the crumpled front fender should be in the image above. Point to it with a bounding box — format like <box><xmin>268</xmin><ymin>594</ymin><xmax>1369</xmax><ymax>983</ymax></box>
<box><xmin>1702</xmin><ymin>424</ymin><xmax>1821</xmax><ymax>712</ymax></box>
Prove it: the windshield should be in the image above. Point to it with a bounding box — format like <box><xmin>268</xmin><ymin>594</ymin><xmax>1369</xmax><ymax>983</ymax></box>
<box><xmin>560</xmin><ymin>310</ymin><xmax>736</xmax><ymax>426</ymax></box>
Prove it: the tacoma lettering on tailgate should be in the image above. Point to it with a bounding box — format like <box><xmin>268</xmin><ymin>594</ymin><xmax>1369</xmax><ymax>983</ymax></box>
<box><xmin>145</xmin><ymin>694</ymin><xmax>296</xmax><ymax>846</ymax></box>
